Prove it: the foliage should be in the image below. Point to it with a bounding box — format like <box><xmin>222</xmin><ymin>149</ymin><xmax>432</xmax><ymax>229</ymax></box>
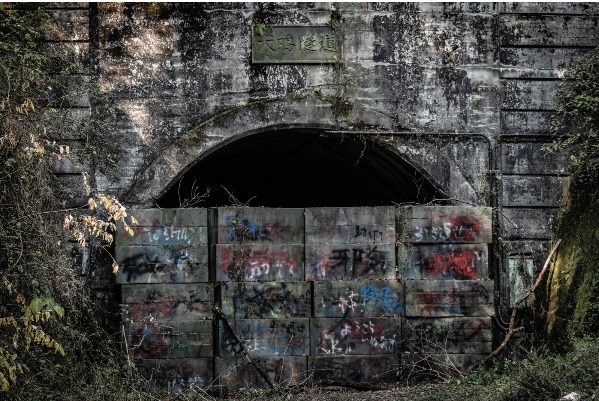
<box><xmin>537</xmin><ymin>48</ymin><xmax>599</xmax><ymax>351</ymax></box>
<box><xmin>546</xmin><ymin>47</ymin><xmax>599</xmax><ymax>169</ymax></box>
<box><xmin>0</xmin><ymin>6</ymin><xmax>137</xmax><ymax>398</ymax></box>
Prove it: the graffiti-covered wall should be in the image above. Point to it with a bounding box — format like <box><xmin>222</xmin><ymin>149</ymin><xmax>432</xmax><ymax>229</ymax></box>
<box><xmin>20</xmin><ymin>1</ymin><xmax>599</xmax><ymax>388</ymax></box>
<box><xmin>117</xmin><ymin>206</ymin><xmax>492</xmax><ymax>389</ymax></box>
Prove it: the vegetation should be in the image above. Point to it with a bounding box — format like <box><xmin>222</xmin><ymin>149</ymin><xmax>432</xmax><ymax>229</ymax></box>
<box><xmin>386</xmin><ymin>337</ymin><xmax>599</xmax><ymax>401</ymax></box>
<box><xmin>0</xmin><ymin>6</ymin><xmax>138</xmax><ymax>400</ymax></box>
<box><xmin>545</xmin><ymin>47</ymin><xmax>599</xmax><ymax>169</ymax></box>
<box><xmin>537</xmin><ymin>47</ymin><xmax>599</xmax><ymax>350</ymax></box>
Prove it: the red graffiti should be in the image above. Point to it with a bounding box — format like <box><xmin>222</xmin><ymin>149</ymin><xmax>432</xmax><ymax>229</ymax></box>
<box><xmin>221</xmin><ymin>247</ymin><xmax>298</xmax><ymax>279</ymax></box>
<box><xmin>449</xmin><ymin>215</ymin><xmax>482</xmax><ymax>242</ymax></box>
<box><xmin>418</xmin><ymin>291</ymin><xmax>461</xmax><ymax>315</ymax></box>
<box><xmin>422</xmin><ymin>248</ymin><xmax>480</xmax><ymax>279</ymax></box>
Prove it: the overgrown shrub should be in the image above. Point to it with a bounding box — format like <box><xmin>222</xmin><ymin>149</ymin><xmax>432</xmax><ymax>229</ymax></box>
<box><xmin>0</xmin><ymin>6</ymin><xmax>139</xmax><ymax>400</ymax></box>
<box><xmin>546</xmin><ymin>47</ymin><xmax>599</xmax><ymax>169</ymax></box>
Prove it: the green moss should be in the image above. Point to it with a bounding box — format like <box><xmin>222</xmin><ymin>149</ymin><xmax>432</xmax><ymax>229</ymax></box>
<box><xmin>326</xmin><ymin>94</ymin><xmax>353</xmax><ymax>119</ymax></box>
<box><xmin>179</xmin><ymin>128</ymin><xmax>201</xmax><ymax>146</ymax></box>
<box><xmin>541</xmin><ymin>168</ymin><xmax>599</xmax><ymax>350</ymax></box>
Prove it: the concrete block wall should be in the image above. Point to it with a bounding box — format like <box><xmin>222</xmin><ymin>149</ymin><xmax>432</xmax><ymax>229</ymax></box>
<box><xmin>117</xmin><ymin>206</ymin><xmax>492</xmax><ymax>390</ymax></box>
<box><xmin>399</xmin><ymin>206</ymin><xmax>493</xmax><ymax>378</ymax></box>
<box><xmin>117</xmin><ymin>208</ymin><xmax>213</xmax><ymax>390</ymax></box>
<box><xmin>214</xmin><ymin>207</ymin><xmax>309</xmax><ymax>388</ymax></box>
<box><xmin>497</xmin><ymin>3</ymin><xmax>599</xmax><ymax>308</ymax></box>
<box><xmin>306</xmin><ymin>207</ymin><xmax>400</xmax><ymax>383</ymax></box>
<box><xmin>40</xmin><ymin>3</ymin><xmax>94</xmax><ymax>202</ymax></box>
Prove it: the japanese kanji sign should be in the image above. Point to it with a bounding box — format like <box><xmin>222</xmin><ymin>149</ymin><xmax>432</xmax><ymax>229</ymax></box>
<box><xmin>252</xmin><ymin>25</ymin><xmax>340</xmax><ymax>64</ymax></box>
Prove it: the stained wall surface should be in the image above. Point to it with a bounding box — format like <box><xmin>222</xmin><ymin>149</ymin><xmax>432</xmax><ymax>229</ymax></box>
<box><xmin>35</xmin><ymin>0</ymin><xmax>599</xmax><ymax>376</ymax></box>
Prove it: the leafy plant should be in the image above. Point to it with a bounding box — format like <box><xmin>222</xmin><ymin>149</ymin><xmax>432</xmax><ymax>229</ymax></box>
<box><xmin>0</xmin><ymin>5</ymin><xmax>138</xmax><ymax>398</ymax></box>
<box><xmin>546</xmin><ymin>47</ymin><xmax>599</xmax><ymax>169</ymax></box>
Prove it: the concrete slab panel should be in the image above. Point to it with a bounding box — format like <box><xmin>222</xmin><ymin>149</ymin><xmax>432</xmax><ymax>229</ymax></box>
<box><xmin>500</xmin><ymin>15</ymin><xmax>599</xmax><ymax>47</ymax></box>
<box><xmin>500</xmin><ymin>142</ymin><xmax>569</xmax><ymax>175</ymax></box>
<box><xmin>311</xmin><ymin>317</ymin><xmax>401</xmax><ymax>355</ymax></box>
<box><xmin>136</xmin><ymin>358</ymin><xmax>213</xmax><ymax>391</ymax></box>
<box><xmin>115</xmin><ymin>245</ymin><xmax>209</xmax><ymax>284</ymax></box>
<box><xmin>217</xmin><ymin>207</ymin><xmax>304</xmax><ymax>244</ymax></box>
<box><xmin>404</xmin><ymin>280</ymin><xmax>494</xmax><ymax>317</ymax></box>
<box><xmin>310</xmin><ymin>355</ymin><xmax>400</xmax><ymax>384</ymax></box>
<box><xmin>125</xmin><ymin>320</ymin><xmax>213</xmax><ymax>359</ymax></box>
<box><xmin>314</xmin><ymin>280</ymin><xmax>403</xmax><ymax>317</ymax></box>
<box><xmin>306</xmin><ymin>243</ymin><xmax>396</xmax><ymax>280</ymax></box>
<box><xmin>404</xmin><ymin>317</ymin><xmax>492</xmax><ymax>354</ymax></box>
<box><xmin>216</xmin><ymin>244</ymin><xmax>304</xmax><ymax>282</ymax></box>
<box><xmin>305</xmin><ymin>207</ymin><xmax>395</xmax><ymax>244</ymax></box>
<box><xmin>220</xmin><ymin>281</ymin><xmax>312</xmax><ymax>319</ymax></box>
<box><xmin>219</xmin><ymin>318</ymin><xmax>310</xmax><ymax>357</ymax></box>
<box><xmin>399</xmin><ymin>244</ymin><xmax>489</xmax><ymax>280</ymax></box>
<box><xmin>500</xmin><ymin>208</ymin><xmax>558</xmax><ymax>240</ymax></box>
<box><xmin>121</xmin><ymin>283</ymin><xmax>213</xmax><ymax>304</ymax></box>
<box><xmin>501</xmin><ymin>175</ymin><xmax>566</xmax><ymax>207</ymax></box>
<box><xmin>215</xmin><ymin>356</ymin><xmax>308</xmax><ymax>389</ymax></box>
<box><xmin>400</xmin><ymin>206</ymin><xmax>492</xmax><ymax>244</ymax></box>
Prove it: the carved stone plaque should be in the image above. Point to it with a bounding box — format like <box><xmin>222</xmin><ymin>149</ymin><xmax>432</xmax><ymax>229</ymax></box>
<box><xmin>252</xmin><ymin>25</ymin><xmax>340</xmax><ymax>64</ymax></box>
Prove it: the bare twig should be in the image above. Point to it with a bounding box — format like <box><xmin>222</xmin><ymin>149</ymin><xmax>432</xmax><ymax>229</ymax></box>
<box><xmin>390</xmin><ymin>197</ymin><xmax>519</xmax><ymax>228</ymax></box>
<box><xmin>121</xmin><ymin>323</ymin><xmax>134</xmax><ymax>377</ymax></box>
<box><xmin>482</xmin><ymin>239</ymin><xmax>561</xmax><ymax>363</ymax></box>
<box><xmin>222</xmin><ymin>185</ymin><xmax>255</xmax><ymax>207</ymax></box>
<box><xmin>213</xmin><ymin>304</ymin><xmax>275</xmax><ymax>389</ymax></box>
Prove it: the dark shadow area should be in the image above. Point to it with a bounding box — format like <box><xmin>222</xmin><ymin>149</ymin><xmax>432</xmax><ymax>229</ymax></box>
<box><xmin>158</xmin><ymin>129</ymin><xmax>443</xmax><ymax>208</ymax></box>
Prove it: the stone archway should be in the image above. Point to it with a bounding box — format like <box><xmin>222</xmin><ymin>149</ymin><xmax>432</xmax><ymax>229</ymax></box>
<box><xmin>157</xmin><ymin>128</ymin><xmax>445</xmax><ymax>208</ymax></box>
<box><xmin>124</xmin><ymin>99</ymin><xmax>481</xmax><ymax>207</ymax></box>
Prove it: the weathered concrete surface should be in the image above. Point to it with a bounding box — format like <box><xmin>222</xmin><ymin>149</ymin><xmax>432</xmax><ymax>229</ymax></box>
<box><xmin>90</xmin><ymin>3</ymin><xmax>501</xmax><ymax>205</ymax></box>
<box><xmin>311</xmin><ymin>317</ymin><xmax>401</xmax><ymax>355</ymax></box>
<box><xmin>115</xmin><ymin>205</ymin><xmax>495</xmax><ymax>389</ymax></box>
<box><xmin>219</xmin><ymin>318</ymin><xmax>311</xmax><ymax>356</ymax></box>
<box><xmin>309</xmin><ymin>355</ymin><xmax>400</xmax><ymax>384</ymax></box>
<box><xmin>216</xmin><ymin>244</ymin><xmax>305</xmax><ymax>281</ymax></box>
<box><xmin>36</xmin><ymin>0</ymin><xmax>599</xmax><ymax>391</ymax></box>
<box><xmin>220</xmin><ymin>281</ymin><xmax>312</xmax><ymax>319</ymax></box>
<box><xmin>404</xmin><ymin>280</ymin><xmax>494</xmax><ymax>317</ymax></box>
<box><xmin>215</xmin><ymin>355</ymin><xmax>308</xmax><ymax>389</ymax></box>
<box><xmin>306</xmin><ymin>206</ymin><xmax>396</xmax><ymax>280</ymax></box>
<box><xmin>137</xmin><ymin>358</ymin><xmax>213</xmax><ymax>392</ymax></box>
<box><xmin>400</xmin><ymin>206</ymin><xmax>492</xmax><ymax>244</ymax></box>
<box><xmin>400</xmin><ymin>243</ymin><xmax>489</xmax><ymax>280</ymax></box>
<box><xmin>314</xmin><ymin>280</ymin><xmax>403</xmax><ymax>318</ymax></box>
<box><xmin>217</xmin><ymin>207</ymin><xmax>304</xmax><ymax>244</ymax></box>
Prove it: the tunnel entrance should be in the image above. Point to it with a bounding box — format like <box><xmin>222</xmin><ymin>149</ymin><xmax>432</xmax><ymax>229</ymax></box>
<box><xmin>158</xmin><ymin>129</ymin><xmax>444</xmax><ymax>208</ymax></box>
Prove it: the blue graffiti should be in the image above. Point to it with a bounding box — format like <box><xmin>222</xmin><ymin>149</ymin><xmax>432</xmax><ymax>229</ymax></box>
<box><xmin>224</xmin><ymin>215</ymin><xmax>272</xmax><ymax>242</ymax></box>
<box><xmin>361</xmin><ymin>285</ymin><xmax>403</xmax><ymax>314</ymax></box>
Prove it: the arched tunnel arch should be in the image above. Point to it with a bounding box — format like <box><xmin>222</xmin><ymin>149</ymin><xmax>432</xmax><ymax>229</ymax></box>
<box><xmin>158</xmin><ymin>129</ymin><xmax>446</xmax><ymax>208</ymax></box>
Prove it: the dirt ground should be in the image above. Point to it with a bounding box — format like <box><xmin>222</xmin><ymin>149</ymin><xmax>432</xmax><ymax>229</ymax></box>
<box><xmin>221</xmin><ymin>383</ymin><xmax>450</xmax><ymax>401</ymax></box>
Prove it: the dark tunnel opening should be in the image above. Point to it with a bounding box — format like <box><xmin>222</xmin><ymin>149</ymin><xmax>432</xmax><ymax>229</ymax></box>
<box><xmin>158</xmin><ymin>130</ymin><xmax>444</xmax><ymax>208</ymax></box>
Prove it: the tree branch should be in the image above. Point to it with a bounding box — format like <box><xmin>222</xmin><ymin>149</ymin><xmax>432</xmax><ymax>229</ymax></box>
<box><xmin>214</xmin><ymin>304</ymin><xmax>275</xmax><ymax>389</ymax></box>
<box><xmin>483</xmin><ymin>239</ymin><xmax>562</xmax><ymax>363</ymax></box>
